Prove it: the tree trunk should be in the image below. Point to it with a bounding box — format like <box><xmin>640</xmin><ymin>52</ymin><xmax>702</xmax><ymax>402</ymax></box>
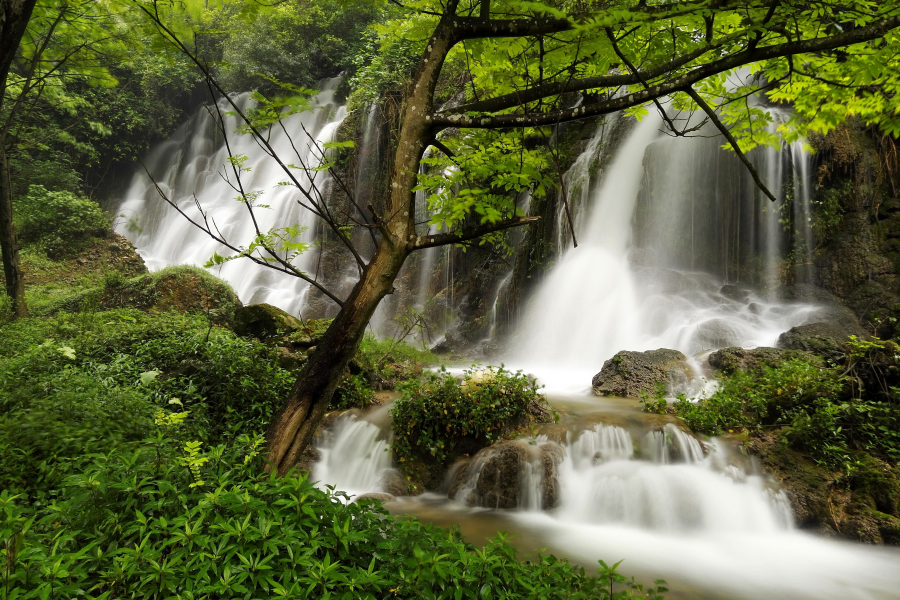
<box><xmin>265</xmin><ymin>236</ymin><xmax>408</xmax><ymax>474</ymax></box>
<box><xmin>0</xmin><ymin>144</ymin><xmax>25</xmax><ymax>317</ymax></box>
<box><xmin>0</xmin><ymin>0</ymin><xmax>38</xmax><ymax>318</ymax></box>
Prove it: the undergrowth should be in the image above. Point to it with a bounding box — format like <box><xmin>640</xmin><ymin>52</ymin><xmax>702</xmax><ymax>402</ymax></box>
<box><xmin>674</xmin><ymin>342</ymin><xmax>900</xmax><ymax>472</ymax></box>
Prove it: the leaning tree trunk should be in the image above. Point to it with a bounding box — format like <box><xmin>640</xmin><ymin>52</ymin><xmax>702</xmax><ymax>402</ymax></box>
<box><xmin>265</xmin><ymin>237</ymin><xmax>409</xmax><ymax>474</ymax></box>
<box><xmin>264</xmin><ymin>3</ymin><xmax>456</xmax><ymax>473</ymax></box>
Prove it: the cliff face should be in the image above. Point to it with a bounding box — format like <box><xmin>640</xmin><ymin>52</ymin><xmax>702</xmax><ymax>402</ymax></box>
<box><xmin>811</xmin><ymin>125</ymin><xmax>900</xmax><ymax>338</ymax></box>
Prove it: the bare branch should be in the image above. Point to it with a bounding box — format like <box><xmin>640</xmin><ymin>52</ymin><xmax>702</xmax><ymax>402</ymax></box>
<box><xmin>409</xmin><ymin>215</ymin><xmax>540</xmax><ymax>250</ymax></box>
<box><xmin>684</xmin><ymin>86</ymin><xmax>776</xmax><ymax>202</ymax></box>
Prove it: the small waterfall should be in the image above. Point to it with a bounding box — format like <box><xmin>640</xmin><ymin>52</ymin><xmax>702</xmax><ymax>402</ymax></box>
<box><xmin>555</xmin><ymin>425</ymin><xmax>791</xmax><ymax>533</ymax></box>
<box><xmin>313</xmin><ymin>413</ymin><xmax>393</xmax><ymax>497</ymax></box>
<box><xmin>116</xmin><ymin>79</ymin><xmax>347</xmax><ymax>315</ymax></box>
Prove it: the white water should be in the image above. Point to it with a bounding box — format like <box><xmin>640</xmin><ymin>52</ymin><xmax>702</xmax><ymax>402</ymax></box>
<box><xmin>116</xmin><ymin>79</ymin><xmax>347</xmax><ymax>315</ymax></box>
<box><xmin>511</xmin><ymin>114</ymin><xmax>821</xmax><ymax>393</ymax></box>
<box><xmin>313</xmin><ymin>413</ymin><xmax>393</xmax><ymax>498</ymax></box>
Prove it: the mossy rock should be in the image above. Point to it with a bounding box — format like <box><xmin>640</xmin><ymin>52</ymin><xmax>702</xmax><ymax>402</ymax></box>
<box><xmin>289</xmin><ymin>318</ymin><xmax>334</xmax><ymax>348</ymax></box>
<box><xmin>708</xmin><ymin>346</ymin><xmax>822</xmax><ymax>374</ymax></box>
<box><xmin>591</xmin><ymin>348</ymin><xmax>690</xmax><ymax>398</ymax></box>
<box><xmin>234</xmin><ymin>303</ymin><xmax>303</xmax><ymax>339</ymax></box>
<box><xmin>42</xmin><ymin>266</ymin><xmax>241</xmax><ymax>324</ymax></box>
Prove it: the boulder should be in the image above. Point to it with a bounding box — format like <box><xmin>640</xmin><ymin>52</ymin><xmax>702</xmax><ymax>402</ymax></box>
<box><xmin>592</xmin><ymin>348</ymin><xmax>690</xmax><ymax>398</ymax></box>
<box><xmin>777</xmin><ymin>322</ymin><xmax>852</xmax><ymax>363</ymax></box>
<box><xmin>234</xmin><ymin>303</ymin><xmax>302</xmax><ymax>339</ymax></box>
<box><xmin>708</xmin><ymin>346</ymin><xmax>821</xmax><ymax>374</ymax></box>
<box><xmin>448</xmin><ymin>441</ymin><xmax>563</xmax><ymax>510</ymax></box>
<box><xmin>379</xmin><ymin>469</ymin><xmax>410</xmax><ymax>497</ymax></box>
<box><xmin>720</xmin><ymin>284</ymin><xmax>750</xmax><ymax>303</ymax></box>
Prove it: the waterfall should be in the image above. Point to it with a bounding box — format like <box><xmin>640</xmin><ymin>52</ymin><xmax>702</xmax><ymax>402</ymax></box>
<box><xmin>116</xmin><ymin>78</ymin><xmax>347</xmax><ymax>315</ymax></box>
<box><xmin>313</xmin><ymin>413</ymin><xmax>393</xmax><ymax>497</ymax></box>
<box><xmin>511</xmin><ymin>110</ymin><xmax>821</xmax><ymax>391</ymax></box>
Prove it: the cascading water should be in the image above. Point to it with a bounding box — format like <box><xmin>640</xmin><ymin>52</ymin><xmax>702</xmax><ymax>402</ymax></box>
<box><xmin>116</xmin><ymin>79</ymin><xmax>347</xmax><ymax>315</ymax></box>
<box><xmin>511</xmin><ymin>112</ymin><xmax>821</xmax><ymax>392</ymax></box>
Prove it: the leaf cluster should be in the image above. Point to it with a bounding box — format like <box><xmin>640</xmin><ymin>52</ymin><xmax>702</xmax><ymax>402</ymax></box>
<box><xmin>14</xmin><ymin>185</ymin><xmax>109</xmax><ymax>258</ymax></box>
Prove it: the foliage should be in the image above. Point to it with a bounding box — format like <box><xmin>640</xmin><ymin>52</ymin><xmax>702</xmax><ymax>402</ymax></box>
<box><xmin>356</xmin><ymin>332</ymin><xmax>438</xmax><ymax>389</ymax></box>
<box><xmin>391</xmin><ymin>367</ymin><xmax>550</xmax><ymax>478</ymax></box>
<box><xmin>14</xmin><ymin>185</ymin><xmax>108</xmax><ymax>257</ymax></box>
<box><xmin>0</xmin><ymin>423</ymin><xmax>665</xmax><ymax>600</ymax></box>
<box><xmin>331</xmin><ymin>372</ymin><xmax>377</xmax><ymax>410</ymax></box>
<box><xmin>216</xmin><ymin>0</ymin><xmax>383</xmax><ymax>96</ymax></box>
<box><xmin>675</xmin><ymin>355</ymin><xmax>900</xmax><ymax>471</ymax></box>
<box><xmin>0</xmin><ymin>309</ymin><xmax>294</xmax><ymax>448</ymax></box>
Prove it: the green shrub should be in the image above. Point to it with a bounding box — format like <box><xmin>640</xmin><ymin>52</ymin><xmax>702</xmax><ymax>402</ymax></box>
<box><xmin>355</xmin><ymin>333</ymin><xmax>437</xmax><ymax>389</ymax></box>
<box><xmin>15</xmin><ymin>185</ymin><xmax>108</xmax><ymax>257</ymax></box>
<box><xmin>674</xmin><ymin>357</ymin><xmax>900</xmax><ymax>471</ymax></box>
<box><xmin>0</xmin><ymin>427</ymin><xmax>666</xmax><ymax>600</ymax></box>
<box><xmin>674</xmin><ymin>359</ymin><xmax>845</xmax><ymax>436</ymax></box>
<box><xmin>0</xmin><ymin>310</ymin><xmax>294</xmax><ymax>443</ymax></box>
<box><xmin>391</xmin><ymin>367</ymin><xmax>551</xmax><ymax>480</ymax></box>
<box><xmin>331</xmin><ymin>372</ymin><xmax>377</xmax><ymax>410</ymax></box>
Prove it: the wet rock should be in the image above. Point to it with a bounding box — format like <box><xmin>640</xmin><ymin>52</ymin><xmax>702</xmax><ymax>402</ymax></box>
<box><xmin>777</xmin><ymin>322</ymin><xmax>852</xmax><ymax>363</ymax></box>
<box><xmin>776</xmin><ymin>283</ymin><xmax>867</xmax><ymax>338</ymax></box>
<box><xmin>708</xmin><ymin>346</ymin><xmax>821</xmax><ymax>374</ymax></box>
<box><xmin>234</xmin><ymin>303</ymin><xmax>302</xmax><ymax>339</ymax></box>
<box><xmin>692</xmin><ymin>318</ymin><xmax>745</xmax><ymax>351</ymax></box>
<box><xmin>288</xmin><ymin>318</ymin><xmax>333</xmax><ymax>348</ymax></box>
<box><xmin>449</xmin><ymin>441</ymin><xmax>563</xmax><ymax>510</ymax></box>
<box><xmin>379</xmin><ymin>469</ymin><xmax>410</xmax><ymax>497</ymax></box>
<box><xmin>539</xmin><ymin>443</ymin><xmax>565</xmax><ymax>509</ymax></box>
<box><xmin>720</xmin><ymin>284</ymin><xmax>749</xmax><ymax>303</ymax></box>
<box><xmin>450</xmin><ymin>442</ymin><xmax>526</xmax><ymax>509</ymax></box>
<box><xmin>537</xmin><ymin>424</ymin><xmax>568</xmax><ymax>445</ymax></box>
<box><xmin>592</xmin><ymin>348</ymin><xmax>690</xmax><ymax>398</ymax></box>
<box><xmin>354</xmin><ymin>493</ymin><xmax>396</xmax><ymax>504</ymax></box>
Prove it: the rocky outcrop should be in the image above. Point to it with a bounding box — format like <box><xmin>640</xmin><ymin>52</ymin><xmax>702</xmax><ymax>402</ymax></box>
<box><xmin>354</xmin><ymin>492</ymin><xmax>396</xmax><ymax>504</ymax></box>
<box><xmin>592</xmin><ymin>349</ymin><xmax>690</xmax><ymax>398</ymax></box>
<box><xmin>449</xmin><ymin>440</ymin><xmax>563</xmax><ymax>510</ymax></box>
<box><xmin>234</xmin><ymin>303</ymin><xmax>303</xmax><ymax>338</ymax></box>
<box><xmin>708</xmin><ymin>346</ymin><xmax>821</xmax><ymax>374</ymax></box>
<box><xmin>777</xmin><ymin>322</ymin><xmax>853</xmax><ymax>363</ymax></box>
<box><xmin>745</xmin><ymin>431</ymin><xmax>900</xmax><ymax>544</ymax></box>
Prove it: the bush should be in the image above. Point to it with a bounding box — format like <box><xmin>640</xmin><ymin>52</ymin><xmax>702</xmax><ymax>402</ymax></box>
<box><xmin>674</xmin><ymin>357</ymin><xmax>900</xmax><ymax>471</ymax></box>
<box><xmin>391</xmin><ymin>367</ymin><xmax>551</xmax><ymax>480</ymax></box>
<box><xmin>355</xmin><ymin>333</ymin><xmax>437</xmax><ymax>389</ymax></box>
<box><xmin>15</xmin><ymin>185</ymin><xmax>108</xmax><ymax>257</ymax></box>
<box><xmin>0</xmin><ymin>426</ymin><xmax>666</xmax><ymax>600</ymax></box>
<box><xmin>0</xmin><ymin>310</ymin><xmax>294</xmax><ymax>444</ymax></box>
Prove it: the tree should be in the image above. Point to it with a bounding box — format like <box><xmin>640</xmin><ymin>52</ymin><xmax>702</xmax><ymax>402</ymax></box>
<box><xmin>1</xmin><ymin>0</ymin><xmax>128</xmax><ymax>317</ymax></box>
<box><xmin>140</xmin><ymin>0</ymin><xmax>900</xmax><ymax>474</ymax></box>
<box><xmin>0</xmin><ymin>0</ymin><xmax>38</xmax><ymax>317</ymax></box>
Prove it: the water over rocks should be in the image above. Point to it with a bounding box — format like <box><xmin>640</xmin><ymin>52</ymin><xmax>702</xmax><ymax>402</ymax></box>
<box><xmin>591</xmin><ymin>348</ymin><xmax>690</xmax><ymax>397</ymax></box>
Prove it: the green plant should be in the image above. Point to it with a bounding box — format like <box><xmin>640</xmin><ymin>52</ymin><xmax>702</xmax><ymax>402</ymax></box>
<box><xmin>15</xmin><ymin>185</ymin><xmax>108</xmax><ymax>257</ymax></box>
<box><xmin>331</xmin><ymin>372</ymin><xmax>377</xmax><ymax>410</ymax></box>
<box><xmin>391</xmin><ymin>367</ymin><xmax>550</xmax><ymax>480</ymax></box>
<box><xmin>0</xmin><ymin>420</ymin><xmax>666</xmax><ymax>600</ymax></box>
<box><xmin>639</xmin><ymin>383</ymin><xmax>668</xmax><ymax>414</ymax></box>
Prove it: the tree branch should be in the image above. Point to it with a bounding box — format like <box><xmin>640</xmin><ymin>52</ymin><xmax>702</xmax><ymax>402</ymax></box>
<box><xmin>409</xmin><ymin>215</ymin><xmax>540</xmax><ymax>250</ymax></box>
<box><xmin>684</xmin><ymin>86</ymin><xmax>776</xmax><ymax>202</ymax></box>
<box><xmin>429</xmin><ymin>13</ymin><xmax>900</xmax><ymax>130</ymax></box>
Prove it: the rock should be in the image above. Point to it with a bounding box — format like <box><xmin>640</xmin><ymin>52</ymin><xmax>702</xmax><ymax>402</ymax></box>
<box><xmin>379</xmin><ymin>469</ymin><xmax>410</xmax><ymax>497</ymax></box>
<box><xmin>288</xmin><ymin>318</ymin><xmax>333</xmax><ymax>348</ymax></box>
<box><xmin>275</xmin><ymin>346</ymin><xmax>306</xmax><ymax>371</ymax></box>
<box><xmin>777</xmin><ymin>322</ymin><xmax>853</xmax><ymax>363</ymax></box>
<box><xmin>234</xmin><ymin>303</ymin><xmax>302</xmax><ymax>339</ymax></box>
<box><xmin>448</xmin><ymin>441</ymin><xmax>563</xmax><ymax>510</ymax></box>
<box><xmin>776</xmin><ymin>283</ymin><xmax>867</xmax><ymax>338</ymax></box>
<box><xmin>720</xmin><ymin>284</ymin><xmax>749</xmax><ymax>303</ymax></box>
<box><xmin>592</xmin><ymin>348</ymin><xmax>690</xmax><ymax>398</ymax></box>
<box><xmin>354</xmin><ymin>493</ymin><xmax>396</xmax><ymax>504</ymax></box>
<box><xmin>450</xmin><ymin>442</ymin><xmax>526</xmax><ymax>509</ymax></box>
<box><xmin>536</xmin><ymin>424</ymin><xmax>568</xmax><ymax>445</ymax></box>
<box><xmin>691</xmin><ymin>318</ymin><xmax>745</xmax><ymax>352</ymax></box>
<box><xmin>708</xmin><ymin>346</ymin><xmax>821</xmax><ymax>374</ymax></box>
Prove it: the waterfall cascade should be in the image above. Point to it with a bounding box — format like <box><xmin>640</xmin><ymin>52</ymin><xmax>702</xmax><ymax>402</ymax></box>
<box><xmin>511</xmin><ymin>112</ymin><xmax>821</xmax><ymax>391</ymax></box>
<box><xmin>116</xmin><ymin>78</ymin><xmax>347</xmax><ymax>315</ymax></box>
